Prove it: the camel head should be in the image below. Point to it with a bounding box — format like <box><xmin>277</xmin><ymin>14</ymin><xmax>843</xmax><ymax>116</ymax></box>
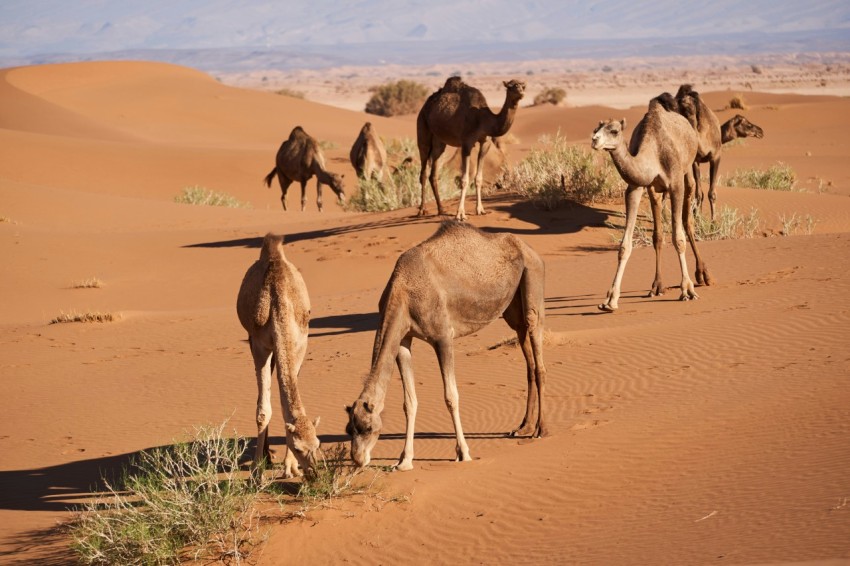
<box><xmin>591</xmin><ymin>118</ymin><xmax>626</xmax><ymax>151</ymax></box>
<box><xmin>328</xmin><ymin>172</ymin><xmax>346</xmax><ymax>204</ymax></box>
<box><xmin>286</xmin><ymin>415</ymin><xmax>321</xmax><ymax>475</ymax></box>
<box><xmin>730</xmin><ymin>114</ymin><xmax>764</xmax><ymax>139</ymax></box>
<box><xmin>345</xmin><ymin>400</ymin><xmax>381</xmax><ymax>468</ymax></box>
<box><xmin>503</xmin><ymin>80</ymin><xmax>526</xmax><ymax>106</ymax></box>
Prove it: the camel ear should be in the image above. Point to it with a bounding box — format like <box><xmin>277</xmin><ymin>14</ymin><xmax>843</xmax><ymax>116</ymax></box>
<box><xmin>598</xmin><ymin>120</ymin><xmax>604</xmax><ymax>127</ymax></box>
<box><xmin>313</xmin><ymin>416</ymin><xmax>321</xmax><ymax>429</ymax></box>
<box><xmin>363</xmin><ymin>401</ymin><xmax>374</xmax><ymax>414</ymax></box>
<box><xmin>620</xmin><ymin>118</ymin><xmax>627</xmax><ymax>130</ymax></box>
<box><xmin>503</xmin><ymin>80</ymin><xmax>509</xmax><ymax>88</ymax></box>
<box><xmin>345</xmin><ymin>404</ymin><xmax>353</xmax><ymax>414</ymax></box>
<box><xmin>286</xmin><ymin>423</ymin><xmax>296</xmax><ymax>433</ymax></box>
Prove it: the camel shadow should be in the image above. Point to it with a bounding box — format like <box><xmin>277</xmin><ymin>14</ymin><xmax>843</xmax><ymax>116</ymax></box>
<box><xmin>477</xmin><ymin>194</ymin><xmax>612</xmax><ymax>236</ymax></box>
<box><xmin>310</xmin><ymin>311</ymin><xmax>378</xmax><ymax>337</ymax></box>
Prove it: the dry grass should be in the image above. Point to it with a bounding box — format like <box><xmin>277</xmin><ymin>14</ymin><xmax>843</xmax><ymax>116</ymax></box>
<box><xmin>72</xmin><ymin>277</ymin><xmax>104</xmax><ymax>289</ymax></box>
<box><xmin>50</xmin><ymin>310</ymin><xmax>116</xmax><ymax>324</ymax></box>
<box><xmin>724</xmin><ymin>162</ymin><xmax>797</xmax><ymax>191</ymax></box>
<box><xmin>729</xmin><ymin>93</ymin><xmax>748</xmax><ymax>110</ymax></box>
<box><xmin>174</xmin><ymin>186</ymin><xmax>250</xmax><ymax>208</ymax></box>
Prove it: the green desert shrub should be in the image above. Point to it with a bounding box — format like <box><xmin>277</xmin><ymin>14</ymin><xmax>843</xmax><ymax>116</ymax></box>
<box><xmin>533</xmin><ymin>87</ymin><xmax>567</xmax><ymax>106</ymax></box>
<box><xmin>70</xmin><ymin>423</ymin><xmax>264</xmax><ymax>565</ymax></box>
<box><xmin>345</xmin><ymin>137</ymin><xmax>458</xmax><ymax>212</ymax></box>
<box><xmin>724</xmin><ymin>162</ymin><xmax>797</xmax><ymax>191</ymax></box>
<box><xmin>608</xmin><ymin>204</ymin><xmax>762</xmax><ymax>247</ymax></box>
<box><xmin>174</xmin><ymin>186</ymin><xmax>250</xmax><ymax>208</ymax></box>
<box><xmin>496</xmin><ymin>133</ymin><xmax>620</xmax><ymax>209</ymax></box>
<box><xmin>364</xmin><ymin>80</ymin><xmax>430</xmax><ymax>117</ymax></box>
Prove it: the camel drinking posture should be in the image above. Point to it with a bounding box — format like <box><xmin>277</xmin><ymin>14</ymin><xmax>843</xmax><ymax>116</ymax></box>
<box><xmin>350</xmin><ymin>121</ymin><xmax>395</xmax><ymax>189</ymax></box>
<box><xmin>237</xmin><ymin>234</ymin><xmax>320</xmax><ymax>477</ymax></box>
<box><xmin>591</xmin><ymin>97</ymin><xmax>710</xmax><ymax>312</ymax></box>
<box><xmin>264</xmin><ymin>126</ymin><xmax>345</xmax><ymax>212</ymax></box>
<box><xmin>416</xmin><ymin>77</ymin><xmax>525</xmax><ymax>220</ymax></box>
<box><xmin>346</xmin><ymin>221</ymin><xmax>547</xmax><ymax>470</ymax></box>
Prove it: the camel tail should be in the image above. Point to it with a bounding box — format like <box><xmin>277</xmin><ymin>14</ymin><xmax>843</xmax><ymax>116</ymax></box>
<box><xmin>264</xmin><ymin>168</ymin><xmax>277</xmax><ymax>188</ymax></box>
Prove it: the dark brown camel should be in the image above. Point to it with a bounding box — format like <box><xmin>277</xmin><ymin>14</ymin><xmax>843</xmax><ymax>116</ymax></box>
<box><xmin>264</xmin><ymin>126</ymin><xmax>345</xmax><ymax>212</ymax></box>
<box><xmin>416</xmin><ymin>77</ymin><xmax>525</xmax><ymax>219</ymax></box>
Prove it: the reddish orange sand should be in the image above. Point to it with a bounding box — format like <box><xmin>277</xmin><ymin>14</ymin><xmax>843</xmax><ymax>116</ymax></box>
<box><xmin>1</xmin><ymin>61</ymin><xmax>849</xmax><ymax>564</ymax></box>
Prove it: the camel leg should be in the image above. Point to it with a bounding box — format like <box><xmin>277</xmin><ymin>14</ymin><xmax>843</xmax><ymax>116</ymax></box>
<box><xmin>671</xmin><ymin>177</ymin><xmax>699</xmax><ymax>302</ymax></box>
<box><xmin>251</xmin><ymin>338</ymin><xmax>274</xmax><ymax>471</ymax></box>
<box><xmin>455</xmin><ymin>144</ymin><xmax>474</xmax><ymax>221</ymax></box>
<box><xmin>394</xmin><ymin>336</ymin><xmax>417</xmax><ymax>471</ymax></box>
<box><xmin>684</xmin><ymin>169</ymin><xmax>713</xmax><ymax>287</ymax></box>
<box><xmin>647</xmin><ymin>187</ymin><xmax>665</xmax><ymax>297</ymax></box>
<box><xmin>315</xmin><ymin>180</ymin><xmax>324</xmax><ymax>212</ymax></box>
<box><xmin>473</xmin><ymin>140</ymin><xmax>491</xmax><ymax>215</ymax></box>
<box><xmin>296</xmin><ymin>181</ymin><xmax>307</xmax><ymax>212</ymax></box>
<box><xmin>277</xmin><ymin>174</ymin><xmax>293</xmax><ymax>212</ymax></box>
<box><xmin>599</xmin><ymin>185</ymin><xmax>644</xmax><ymax>312</ymax></box>
<box><xmin>433</xmin><ymin>339</ymin><xmax>472</xmax><ymax>462</ymax></box>
<box><xmin>692</xmin><ymin>162</ymin><xmax>704</xmax><ymax>214</ymax></box>
<box><xmin>429</xmin><ymin>143</ymin><xmax>447</xmax><ymax>216</ymax></box>
<box><xmin>503</xmin><ymin>291</ymin><xmax>537</xmax><ymax>436</ymax></box>
<box><xmin>708</xmin><ymin>157</ymin><xmax>720</xmax><ymax>221</ymax></box>
<box><xmin>521</xmin><ymin>266</ymin><xmax>548</xmax><ymax>437</ymax></box>
<box><xmin>417</xmin><ymin>141</ymin><xmax>431</xmax><ymax>216</ymax></box>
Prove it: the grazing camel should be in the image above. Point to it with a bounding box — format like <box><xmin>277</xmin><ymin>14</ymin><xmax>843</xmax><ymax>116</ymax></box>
<box><xmin>416</xmin><ymin>77</ymin><xmax>525</xmax><ymax>219</ymax></box>
<box><xmin>237</xmin><ymin>233</ymin><xmax>320</xmax><ymax>477</ymax></box>
<box><xmin>264</xmin><ymin>126</ymin><xmax>345</xmax><ymax>212</ymax></box>
<box><xmin>591</xmin><ymin>97</ymin><xmax>711</xmax><ymax>312</ymax></box>
<box><xmin>346</xmin><ymin>221</ymin><xmax>547</xmax><ymax>471</ymax></box>
<box><xmin>350</xmin><ymin>122</ymin><xmax>395</xmax><ymax>189</ymax></box>
<box><xmin>721</xmin><ymin>114</ymin><xmax>764</xmax><ymax>144</ymax></box>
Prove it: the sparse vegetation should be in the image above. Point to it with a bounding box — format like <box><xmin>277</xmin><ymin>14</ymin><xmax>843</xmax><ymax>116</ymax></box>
<box><xmin>608</xmin><ymin>204</ymin><xmax>762</xmax><ymax>246</ymax></box>
<box><xmin>364</xmin><ymin>80</ymin><xmax>430</xmax><ymax>117</ymax></box>
<box><xmin>496</xmin><ymin>133</ymin><xmax>620</xmax><ymax>209</ymax></box>
<box><xmin>729</xmin><ymin>93</ymin><xmax>748</xmax><ymax>110</ymax></box>
<box><xmin>50</xmin><ymin>310</ymin><xmax>116</xmax><ymax>324</ymax></box>
<box><xmin>72</xmin><ymin>277</ymin><xmax>104</xmax><ymax>289</ymax></box>
<box><xmin>533</xmin><ymin>87</ymin><xmax>567</xmax><ymax>106</ymax></box>
<box><xmin>276</xmin><ymin>87</ymin><xmax>305</xmax><ymax>99</ymax></box>
<box><xmin>751</xmin><ymin>64</ymin><xmax>764</xmax><ymax>75</ymax></box>
<box><xmin>318</xmin><ymin>139</ymin><xmax>338</xmax><ymax>151</ymax></box>
<box><xmin>345</xmin><ymin>137</ymin><xmax>458</xmax><ymax>212</ymax></box>
<box><xmin>174</xmin><ymin>186</ymin><xmax>250</xmax><ymax>208</ymax></box>
<box><xmin>779</xmin><ymin>212</ymin><xmax>818</xmax><ymax>236</ymax></box>
<box><xmin>724</xmin><ymin>162</ymin><xmax>797</xmax><ymax>191</ymax></box>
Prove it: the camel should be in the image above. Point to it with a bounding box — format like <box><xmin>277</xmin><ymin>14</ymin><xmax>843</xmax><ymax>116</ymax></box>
<box><xmin>721</xmin><ymin>114</ymin><xmax>764</xmax><ymax>144</ymax></box>
<box><xmin>672</xmin><ymin>85</ymin><xmax>723</xmax><ymax>220</ymax></box>
<box><xmin>416</xmin><ymin>76</ymin><xmax>525</xmax><ymax>220</ymax></box>
<box><xmin>346</xmin><ymin>221</ymin><xmax>547</xmax><ymax>471</ymax></box>
<box><xmin>350</xmin><ymin>121</ymin><xmax>395</xmax><ymax>190</ymax></box>
<box><xmin>264</xmin><ymin>126</ymin><xmax>345</xmax><ymax>212</ymax></box>
<box><xmin>236</xmin><ymin>233</ymin><xmax>320</xmax><ymax>477</ymax></box>
<box><xmin>591</xmin><ymin>96</ymin><xmax>711</xmax><ymax>312</ymax></box>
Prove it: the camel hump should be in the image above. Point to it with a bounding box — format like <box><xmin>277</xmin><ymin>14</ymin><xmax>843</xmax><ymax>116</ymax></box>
<box><xmin>676</xmin><ymin>83</ymin><xmax>697</xmax><ymax>98</ymax></box>
<box><xmin>650</xmin><ymin>92</ymin><xmax>678</xmax><ymax>112</ymax></box>
<box><xmin>442</xmin><ymin>76</ymin><xmax>465</xmax><ymax>92</ymax></box>
<box><xmin>289</xmin><ymin>126</ymin><xmax>307</xmax><ymax>141</ymax></box>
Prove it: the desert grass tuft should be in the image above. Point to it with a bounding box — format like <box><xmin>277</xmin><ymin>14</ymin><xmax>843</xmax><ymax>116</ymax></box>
<box><xmin>174</xmin><ymin>186</ymin><xmax>250</xmax><ymax>208</ymax></box>
<box><xmin>72</xmin><ymin>277</ymin><xmax>104</xmax><ymax>289</ymax></box>
<box><xmin>724</xmin><ymin>162</ymin><xmax>797</xmax><ymax>191</ymax></box>
<box><xmin>50</xmin><ymin>310</ymin><xmax>116</xmax><ymax>324</ymax></box>
<box><xmin>496</xmin><ymin>133</ymin><xmax>620</xmax><ymax>209</ymax></box>
<box><xmin>608</xmin><ymin>204</ymin><xmax>762</xmax><ymax>246</ymax></box>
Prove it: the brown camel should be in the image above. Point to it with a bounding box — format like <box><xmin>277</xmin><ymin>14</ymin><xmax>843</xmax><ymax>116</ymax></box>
<box><xmin>416</xmin><ymin>77</ymin><xmax>525</xmax><ymax>219</ymax></box>
<box><xmin>264</xmin><ymin>126</ymin><xmax>345</xmax><ymax>212</ymax></box>
<box><xmin>350</xmin><ymin>121</ymin><xmax>395</xmax><ymax>189</ymax></box>
<box><xmin>591</xmin><ymin>97</ymin><xmax>710</xmax><ymax>312</ymax></box>
<box><xmin>721</xmin><ymin>114</ymin><xmax>764</xmax><ymax>144</ymax></box>
<box><xmin>346</xmin><ymin>221</ymin><xmax>547</xmax><ymax>471</ymax></box>
<box><xmin>236</xmin><ymin>233</ymin><xmax>320</xmax><ymax>477</ymax></box>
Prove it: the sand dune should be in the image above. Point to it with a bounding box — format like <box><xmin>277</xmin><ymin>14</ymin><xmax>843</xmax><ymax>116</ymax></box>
<box><xmin>1</xmin><ymin>61</ymin><xmax>848</xmax><ymax>564</ymax></box>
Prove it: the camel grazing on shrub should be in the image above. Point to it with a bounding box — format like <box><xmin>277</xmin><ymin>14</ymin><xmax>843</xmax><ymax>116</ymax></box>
<box><xmin>350</xmin><ymin>122</ymin><xmax>395</xmax><ymax>189</ymax></box>
<box><xmin>264</xmin><ymin>126</ymin><xmax>345</xmax><ymax>211</ymax></box>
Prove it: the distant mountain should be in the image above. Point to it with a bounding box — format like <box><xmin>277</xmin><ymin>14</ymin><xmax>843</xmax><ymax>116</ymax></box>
<box><xmin>1</xmin><ymin>0</ymin><xmax>848</xmax><ymax>71</ymax></box>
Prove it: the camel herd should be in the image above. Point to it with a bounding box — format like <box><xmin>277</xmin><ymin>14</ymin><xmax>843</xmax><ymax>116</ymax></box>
<box><xmin>247</xmin><ymin>77</ymin><xmax>765</xmax><ymax>477</ymax></box>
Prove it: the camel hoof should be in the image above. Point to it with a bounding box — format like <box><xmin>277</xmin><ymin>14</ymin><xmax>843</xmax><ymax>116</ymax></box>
<box><xmin>418</xmin><ymin>207</ymin><xmax>429</xmax><ymax>216</ymax></box>
<box><xmin>476</xmin><ymin>208</ymin><xmax>488</xmax><ymax>216</ymax></box>
<box><xmin>647</xmin><ymin>285</ymin><xmax>664</xmax><ymax>298</ymax></box>
<box><xmin>393</xmin><ymin>461</ymin><xmax>414</xmax><ymax>472</ymax></box>
<box><xmin>436</xmin><ymin>208</ymin><xmax>448</xmax><ymax>216</ymax></box>
<box><xmin>679</xmin><ymin>292</ymin><xmax>699</xmax><ymax>302</ymax></box>
<box><xmin>510</xmin><ymin>426</ymin><xmax>534</xmax><ymax>437</ymax></box>
<box><xmin>598</xmin><ymin>303</ymin><xmax>616</xmax><ymax>313</ymax></box>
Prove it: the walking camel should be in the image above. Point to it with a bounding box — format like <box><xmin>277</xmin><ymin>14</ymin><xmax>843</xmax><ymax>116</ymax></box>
<box><xmin>264</xmin><ymin>126</ymin><xmax>346</xmax><ymax>212</ymax></box>
<box><xmin>346</xmin><ymin>221</ymin><xmax>548</xmax><ymax>471</ymax></box>
<box><xmin>350</xmin><ymin>121</ymin><xmax>395</xmax><ymax>189</ymax></box>
<box><xmin>416</xmin><ymin>77</ymin><xmax>525</xmax><ymax>220</ymax></box>
<box><xmin>591</xmin><ymin>96</ymin><xmax>711</xmax><ymax>312</ymax></box>
<box><xmin>237</xmin><ymin>233</ymin><xmax>320</xmax><ymax>477</ymax></box>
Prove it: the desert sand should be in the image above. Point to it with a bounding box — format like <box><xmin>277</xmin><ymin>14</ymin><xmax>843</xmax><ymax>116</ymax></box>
<box><xmin>1</xmin><ymin>60</ymin><xmax>849</xmax><ymax>565</ymax></box>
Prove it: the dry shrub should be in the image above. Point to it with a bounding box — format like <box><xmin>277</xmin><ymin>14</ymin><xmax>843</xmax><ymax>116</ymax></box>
<box><xmin>72</xmin><ymin>277</ymin><xmax>104</xmax><ymax>289</ymax></box>
<box><xmin>533</xmin><ymin>87</ymin><xmax>567</xmax><ymax>106</ymax></box>
<box><xmin>729</xmin><ymin>94</ymin><xmax>748</xmax><ymax>110</ymax></box>
<box><xmin>50</xmin><ymin>310</ymin><xmax>116</xmax><ymax>324</ymax></box>
<box><xmin>174</xmin><ymin>186</ymin><xmax>250</xmax><ymax>208</ymax></box>
<box><xmin>365</xmin><ymin>80</ymin><xmax>430</xmax><ymax>117</ymax></box>
<box><xmin>724</xmin><ymin>162</ymin><xmax>797</xmax><ymax>191</ymax></box>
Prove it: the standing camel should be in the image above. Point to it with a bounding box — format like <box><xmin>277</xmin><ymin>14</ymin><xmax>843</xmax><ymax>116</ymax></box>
<box><xmin>346</xmin><ymin>221</ymin><xmax>547</xmax><ymax>471</ymax></box>
<box><xmin>350</xmin><ymin>121</ymin><xmax>395</xmax><ymax>189</ymax></box>
<box><xmin>264</xmin><ymin>126</ymin><xmax>345</xmax><ymax>212</ymax></box>
<box><xmin>237</xmin><ymin>233</ymin><xmax>320</xmax><ymax>477</ymax></box>
<box><xmin>721</xmin><ymin>114</ymin><xmax>764</xmax><ymax>144</ymax></box>
<box><xmin>591</xmin><ymin>97</ymin><xmax>711</xmax><ymax>312</ymax></box>
<box><xmin>416</xmin><ymin>77</ymin><xmax>525</xmax><ymax>220</ymax></box>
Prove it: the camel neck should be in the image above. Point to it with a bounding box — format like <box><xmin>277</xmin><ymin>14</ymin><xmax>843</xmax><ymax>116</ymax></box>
<box><xmin>608</xmin><ymin>142</ymin><xmax>657</xmax><ymax>188</ymax></box>
<box><xmin>491</xmin><ymin>99</ymin><xmax>518</xmax><ymax>137</ymax></box>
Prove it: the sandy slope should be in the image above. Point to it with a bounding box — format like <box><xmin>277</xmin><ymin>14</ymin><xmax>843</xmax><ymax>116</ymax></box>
<box><xmin>1</xmin><ymin>61</ymin><xmax>848</xmax><ymax>565</ymax></box>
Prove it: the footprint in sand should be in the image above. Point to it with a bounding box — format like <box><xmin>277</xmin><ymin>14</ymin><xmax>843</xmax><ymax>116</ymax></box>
<box><xmin>569</xmin><ymin>420</ymin><xmax>610</xmax><ymax>431</ymax></box>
